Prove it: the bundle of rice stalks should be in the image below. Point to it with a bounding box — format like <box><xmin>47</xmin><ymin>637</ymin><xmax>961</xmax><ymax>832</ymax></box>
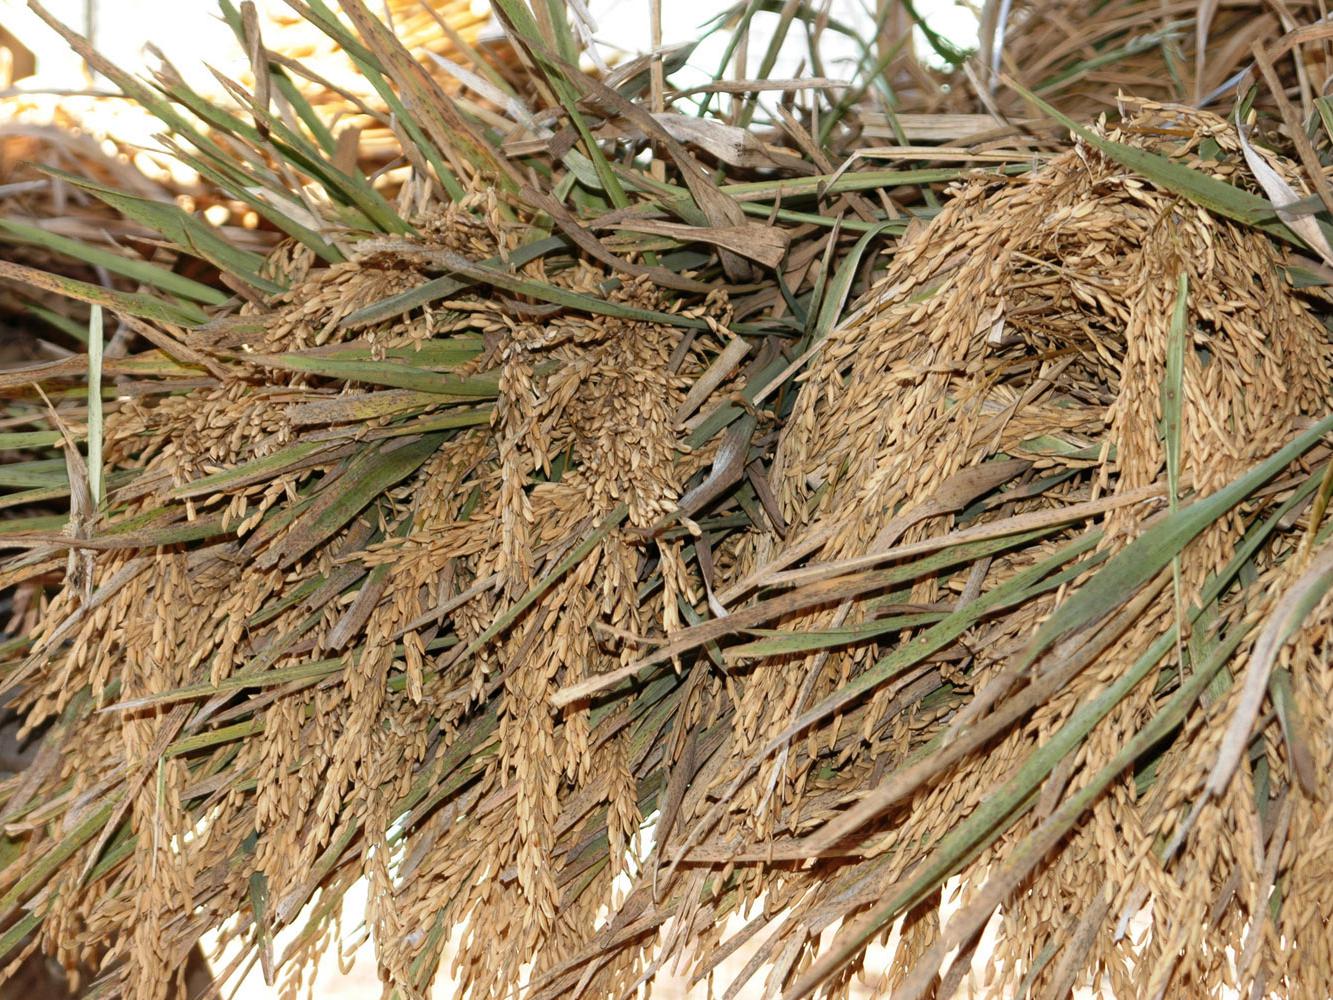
<box><xmin>0</xmin><ymin>1</ymin><xmax>903</xmax><ymax>994</ymax></box>
<box><xmin>596</xmin><ymin>100</ymin><xmax>1333</xmax><ymax>1000</ymax></box>
<box><xmin>3</xmin><ymin>1</ymin><xmax>1333</xmax><ymax>998</ymax></box>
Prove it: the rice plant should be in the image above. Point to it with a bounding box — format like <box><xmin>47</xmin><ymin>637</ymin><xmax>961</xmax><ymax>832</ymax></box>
<box><xmin>2</xmin><ymin>2</ymin><xmax>1333</xmax><ymax>997</ymax></box>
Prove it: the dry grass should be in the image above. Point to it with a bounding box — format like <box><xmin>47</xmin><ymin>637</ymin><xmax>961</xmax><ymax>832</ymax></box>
<box><xmin>2</xmin><ymin>2</ymin><xmax>1333</xmax><ymax>999</ymax></box>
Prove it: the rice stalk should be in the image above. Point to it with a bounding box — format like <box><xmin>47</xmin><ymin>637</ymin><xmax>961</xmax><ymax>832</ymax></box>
<box><xmin>2</xmin><ymin>2</ymin><xmax>1333</xmax><ymax>999</ymax></box>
